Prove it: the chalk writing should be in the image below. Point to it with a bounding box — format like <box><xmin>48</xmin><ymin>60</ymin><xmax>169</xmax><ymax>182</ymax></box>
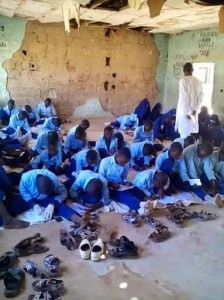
<box><xmin>0</xmin><ymin>25</ymin><xmax>4</xmax><ymax>31</ymax></box>
<box><xmin>175</xmin><ymin>54</ymin><xmax>198</xmax><ymax>61</ymax></box>
<box><xmin>198</xmin><ymin>31</ymin><xmax>218</xmax><ymax>49</ymax></box>
<box><xmin>0</xmin><ymin>42</ymin><xmax>6</xmax><ymax>48</ymax></box>
<box><xmin>200</xmin><ymin>31</ymin><xmax>219</xmax><ymax>38</ymax></box>
<box><xmin>200</xmin><ymin>50</ymin><xmax>210</xmax><ymax>57</ymax></box>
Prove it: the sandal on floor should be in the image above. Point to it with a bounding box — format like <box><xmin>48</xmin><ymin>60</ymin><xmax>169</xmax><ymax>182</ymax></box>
<box><xmin>32</xmin><ymin>279</ymin><xmax>65</xmax><ymax>294</ymax></box>
<box><xmin>122</xmin><ymin>211</ymin><xmax>140</xmax><ymax>227</ymax></box>
<box><xmin>4</xmin><ymin>267</ymin><xmax>25</xmax><ymax>298</ymax></box>
<box><xmin>145</xmin><ymin>217</ymin><xmax>162</xmax><ymax>228</ymax></box>
<box><xmin>14</xmin><ymin>242</ymin><xmax>49</xmax><ymax>257</ymax></box>
<box><xmin>198</xmin><ymin>210</ymin><xmax>217</xmax><ymax>221</ymax></box>
<box><xmin>69</xmin><ymin>223</ymin><xmax>100</xmax><ymax>242</ymax></box>
<box><xmin>0</xmin><ymin>251</ymin><xmax>17</xmax><ymax>279</ymax></box>
<box><xmin>149</xmin><ymin>226</ymin><xmax>170</xmax><ymax>243</ymax></box>
<box><xmin>14</xmin><ymin>233</ymin><xmax>43</xmax><ymax>250</ymax></box>
<box><xmin>108</xmin><ymin>245</ymin><xmax>138</xmax><ymax>258</ymax></box>
<box><xmin>23</xmin><ymin>260</ymin><xmax>49</xmax><ymax>279</ymax></box>
<box><xmin>28</xmin><ymin>291</ymin><xmax>62</xmax><ymax>300</ymax></box>
<box><xmin>60</xmin><ymin>229</ymin><xmax>76</xmax><ymax>250</ymax></box>
<box><xmin>44</xmin><ymin>255</ymin><xmax>61</xmax><ymax>277</ymax></box>
<box><xmin>167</xmin><ymin>201</ymin><xmax>186</xmax><ymax>213</ymax></box>
<box><xmin>166</xmin><ymin>209</ymin><xmax>185</xmax><ymax>227</ymax></box>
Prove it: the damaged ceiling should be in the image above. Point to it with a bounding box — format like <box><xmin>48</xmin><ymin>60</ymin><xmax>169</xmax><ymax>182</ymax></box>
<box><xmin>0</xmin><ymin>0</ymin><xmax>222</xmax><ymax>34</ymax></box>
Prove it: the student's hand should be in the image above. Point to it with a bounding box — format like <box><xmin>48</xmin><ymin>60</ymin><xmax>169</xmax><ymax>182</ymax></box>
<box><xmin>109</xmin><ymin>183</ymin><xmax>120</xmax><ymax>191</ymax></box>
<box><xmin>133</xmin><ymin>165</ymin><xmax>140</xmax><ymax>171</ymax></box>
<box><xmin>33</xmin><ymin>204</ymin><xmax>44</xmax><ymax>216</ymax></box>
<box><xmin>42</xmin><ymin>204</ymin><xmax>55</xmax><ymax>221</ymax></box>
<box><xmin>123</xmin><ymin>182</ymin><xmax>132</xmax><ymax>187</ymax></box>
<box><xmin>186</xmin><ymin>115</ymin><xmax>191</xmax><ymax>119</ymax></box>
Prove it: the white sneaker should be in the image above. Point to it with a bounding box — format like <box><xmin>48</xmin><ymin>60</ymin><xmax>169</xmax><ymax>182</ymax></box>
<box><xmin>91</xmin><ymin>239</ymin><xmax>104</xmax><ymax>262</ymax></box>
<box><xmin>79</xmin><ymin>239</ymin><xmax>91</xmax><ymax>260</ymax></box>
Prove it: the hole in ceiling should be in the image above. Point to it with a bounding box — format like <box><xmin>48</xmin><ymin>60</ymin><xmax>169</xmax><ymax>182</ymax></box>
<box><xmin>105</xmin><ymin>57</ymin><xmax>111</xmax><ymax>66</ymax></box>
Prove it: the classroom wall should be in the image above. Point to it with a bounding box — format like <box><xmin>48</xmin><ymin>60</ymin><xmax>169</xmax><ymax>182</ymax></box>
<box><xmin>0</xmin><ymin>16</ymin><xmax>162</xmax><ymax>118</ymax></box>
<box><xmin>164</xmin><ymin>28</ymin><xmax>224</xmax><ymax>119</ymax></box>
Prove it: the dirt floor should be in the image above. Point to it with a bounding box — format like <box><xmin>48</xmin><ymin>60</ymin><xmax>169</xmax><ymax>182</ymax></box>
<box><xmin>0</xmin><ymin>118</ymin><xmax>224</xmax><ymax>300</ymax></box>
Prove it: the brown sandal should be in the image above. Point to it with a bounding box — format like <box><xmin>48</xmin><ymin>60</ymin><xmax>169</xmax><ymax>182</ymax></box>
<box><xmin>149</xmin><ymin>226</ymin><xmax>170</xmax><ymax>243</ymax></box>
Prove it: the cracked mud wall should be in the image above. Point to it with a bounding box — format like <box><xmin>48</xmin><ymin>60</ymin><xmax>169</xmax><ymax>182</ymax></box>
<box><xmin>2</xmin><ymin>19</ymin><xmax>160</xmax><ymax>118</ymax></box>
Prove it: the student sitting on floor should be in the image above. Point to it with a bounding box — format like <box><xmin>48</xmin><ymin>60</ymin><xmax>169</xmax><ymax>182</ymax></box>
<box><xmin>155</xmin><ymin>142</ymin><xmax>189</xmax><ymax>192</ymax></box>
<box><xmin>133</xmin><ymin>119</ymin><xmax>154</xmax><ymax>143</ymax></box>
<box><xmin>68</xmin><ymin>119</ymin><xmax>90</xmax><ymax>135</ymax></box>
<box><xmin>33</xmin><ymin>130</ymin><xmax>62</xmax><ymax>156</ymax></box>
<box><xmin>24</xmin><ymin>105</ymin><xmax>40</xmax><ymax>126</ymax></box>
<box><xmin>198</xmin><ymin>106</ymin><xmax>210</xmax><ymax>138</ymax></box>
<box><xmin>70</xmin><ymin>170</ymin><xmax>110</xmax><ymax>211</ymax></box>
<box><xmin>30</xmin><ymin>142</ymin><xmax>63</xmax><ymax>175</ymax></box>
<box><xmin>132</xmin><ymin>170</ymin><xmax>169</xmax><ymax>199</ymax></box>
<box><xmin>149</xmin><ymin>103</ymin><xmax>163</xmax><ymax>122</ymax></box>
<box><xmin>95</xmin><ymin>126</ymin><xmax>117</xmax><ymax>159</ymax></box>
<box><xmin>64</xmin><ymin>149</ymin><xmax>100</xmax><ymax>179</ymax></box>
<box><xmin>37</xmin><ymin>98</ymin><xmax>57</xmax><ymax>119</ymax></box>
<box><xmin>172</xmin><ymin>135</ymin><xmax>196</xmax><ymax>149</ymax></box>
<box><xmin>0</xmin><ymin>99</ymin><xmax>19</xmax><ymax>126</ymax></box>
<box><xmin>110</xmin><ymin>113</ymin><xmax>139</xmax><ymax>131</ymax></box>
<box><xmin>202</xmin><ymin>114</ymin><xmax>224</xmax><ymax>147</ymax></box>
<box><xmin>64</xmin><ymin>126</ymin><xmax>87</xmax><ymax>158</ymax></box>
<box><xmin>134</xmin><ymin>98</ymin><xmax>150</xmax><ymax>126</ymax></box>
<box><xmin>99</xmin><ymin>147</ymin><xmax>151</xmax><ymax>211</ymax></box>
<box><xmin>114</xmin><ymin>132</ymin><xmax>129</xmax><ymax>149</ymax></box>
<box><xmin>130</xmin><ymin>141</ymin><xmax>155</xmax><ymax>171</ymax></box>
<box><xmin>42</xmin><ymin>116</ymin><xmax>62</xmax><ymax>132</ymax></box>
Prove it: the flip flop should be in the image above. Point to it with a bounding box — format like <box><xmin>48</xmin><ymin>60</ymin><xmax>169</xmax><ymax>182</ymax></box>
<box><xmin>44</xmin><ymin>255</ymin><xmax>61</xmax><ymax>277</ymax></box>
<box><xmin>14</xmin><ymin>242</ymin><xmax>49</xmax><ymax>257</ymax></box>
<box><xmin>28</xmin><ymin>291</ymin><xmax>62</xmax><ymax>300</ymax></box>
<box><xmin>69</xmin><ymin>223</ymin><xmax>99</xmax><ymax>242</ymax></box>
<box><xmin>166</xmin><ymin>209</ymin><xmax>185</xmax><ymax>227</ymax></box>
<box><xmin>14</xmin><ymin>233</ymin><xmax>43</xmax><ymax>249</ymax></box>
<box><xmin>167</xmin><ymin>201</ymin><xmax>186</xmax><ymax>213</ymax></box>
<box><xmin>122</xmin><ymin>211</ymin><xmax>140</xmax><ymax>227</ymax></box>
<box><xmin>149</xmin><ymin>226</ymin><xmax>170</xmax><ymax>243</ymax></box>
<box><xmin>23</xmin><ymin>260</ymin><xmax>49</xmax><ymax>279</ymax></box>
<box><xmin>108</xmin><ymin>245</ymin><xmax>138</xmax><ymax>258</ymax></box>
<box><xmin>198</xmin><ymin>210</ymin><xmax>217</xmax><ymax>221</ymax></box>
<box><xmin>0</xmin><ymin>251</ymin><xmax>17</xmax><ymax>279</ymax></box>
<box><xmin>4</xmin><ymin>267</ymin><xmax>25</xmax><ymax>298</ymax></box>
<box><xmin>145</xmin><ymin>217</ymin><xmax>162</xmax><ymax>228</ymax></box>
<box><xmin>60</xmin><ymin>229</ymin><xmax>76</xmax><ymax>250</ymax></box>
<box><xmin>32</xmin><ymin>279</ymin><xmax>65</xmax><ymax>294</ymax></box>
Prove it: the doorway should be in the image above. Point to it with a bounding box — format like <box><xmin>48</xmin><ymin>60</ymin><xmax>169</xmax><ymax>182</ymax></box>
<box><xmin>193</xmin><ymin>62</ymin><xmax>215</xmax><ymax>113</ymax></box>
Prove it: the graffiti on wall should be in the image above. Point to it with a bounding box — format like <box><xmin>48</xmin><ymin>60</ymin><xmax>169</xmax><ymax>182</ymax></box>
<box><xmin>0</xmin><ymin>24</ymin><xmax>7</xmax><ymax>49</ymax></box>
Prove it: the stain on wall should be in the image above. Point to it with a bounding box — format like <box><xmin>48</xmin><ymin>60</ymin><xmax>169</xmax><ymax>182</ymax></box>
<box><xmin>2</xmin><ymin>20</ymin><xmax>160</xmax><ymax>118</ymax></box>
<box><xmin>0</xmin><ymin>16</ymin><xmax>26</xmax><ymax>105</ymax></box>
<box><xmin>164</xmin><ymin>28</ymin><xmax>224</xmax><ymax>118</ymax></box>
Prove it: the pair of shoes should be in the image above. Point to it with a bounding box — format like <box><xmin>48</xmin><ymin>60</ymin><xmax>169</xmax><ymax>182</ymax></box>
<box><xmin>29</xmin><ymin>278</ymin><xmax>65</xmax><ymax>300</ymax></box>
<box><xmin>60</xmin><ymin>229</ymin><xmax>77</xmax><ymax>251</ymax></box>
<box><xmin>0</xmin><ymin>251</ymin><xmax>17</xmax><ymax>279</ymax></box>
<box><xmin>79</xmin><ymin>239</ymin><xmax>104</xmax><ymax>261</ymax></box>
<box><xmin>122</xmin><ymin>211</ymin><xmax>141</xmax><ymax>227</ymax></box>
<box><xmin>69</xmin><ymin>222</ymin><xmax>100</xmax><ymax>242</ymax></box>
<box><xmin>108</xmin><ymin>236</ymin><xmax>138</xmax><ymax>258</ymax></box>
<box><xmin>3</xmin><ymin>267</ymin><xmax>25</xmax><ymax>298</ymax></box>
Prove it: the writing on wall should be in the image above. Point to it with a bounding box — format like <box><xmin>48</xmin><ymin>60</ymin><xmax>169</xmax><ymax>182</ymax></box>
<box><xmin>0</xmin><ymin>24</ymin><xmax>7</xmax><ymax>49</ymax></box>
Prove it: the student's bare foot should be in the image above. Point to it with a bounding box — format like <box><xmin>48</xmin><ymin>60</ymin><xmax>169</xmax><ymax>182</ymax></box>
<box><xmin>80</xmin><ymin>211</ymin><xmax>91</xmax><ymax>226</ymax></box>
<box><xmin>3</xmin><ymin>218</ymin><xmax>30</xmax><ymax>229</ymax></box>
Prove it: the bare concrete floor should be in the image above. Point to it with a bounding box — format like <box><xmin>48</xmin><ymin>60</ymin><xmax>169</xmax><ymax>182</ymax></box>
<box><xmin>0</xmin><ymin>118</ymin><xmax>224</xmax><ymax>300</ymax></box>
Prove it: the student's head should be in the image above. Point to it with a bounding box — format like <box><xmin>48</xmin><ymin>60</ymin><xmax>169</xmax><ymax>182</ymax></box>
<box><xmin>209</xmin><ymin>114</ymin><xmax>220</xmax><ymax>127</ymax></box>
<box><xmin>80</xmin><ymin>119</ymin><xmax>90</xmax><ymax>131</ymax></box>
<box><xmin>86</xmin><ymin>149</ymin><xmax>98</xmax><ymax>166</ymax></box>
<box><xmin>47</xmin><ymin>131</ymin><xmax>59</xmax><ymax>144</ymax></box>
<box><xmin>47</xmin><ymin>142</ymin><xmax>58</xmax><ymax>156</ymax></box>
<box><xmin>18</xmin><ymin>111</ymin><xmax>27</xmax><ymax>120</ymax></box>
<box><xmin>218</xmin><ymin>146</ymin><xmax>224</xmax><ymax>161</ymax></box>
<box><xmin>183</xmin><ymin>135</ymin><xmax>196</xmax><ymax>149</ymax></box>
<box><xmin>200</xmin><ymin>106</ymin><xmax>208</xmax><ymax>115</ymax></box>
<box><xmin>24</xmin><ymin>105</ymin><xmax>32</xmax><ymax>114</ymax></box>
<box><xmin>36</xmin><ymin>175</ymin><xmax>54</xmax><ymax>196</ymax></box>
<box><xmin>183</xmin><ymin>62</ymin><xmax>193</xmax><ymax>76</ymax></box>
<box><xmin>86</xmin><ymin>178</ymin><xmax>103</xmax><ymax>196</ymax></box>
<box><xmin>197</xmin><ymin>141</ymin><xmax>213</xmax><ymax>158</ymax></box>
<box><xmin>7</xmin><ymin>99</ymin><xmax>15</xmax><ymax>109</ymax></box>
<box><xmin>144</xmin><ymin>119</ymin><xmax>153</xmax><ymax>131</ymax></box>
<box><xmin>115</xmin><ymin>147</ymin><xmax>131</xmax><ymax>166</ymax></box>
<box><xmin>104</xmin><ymin>126</ymin><xmax>114</xmax><ymax>140</ymax></box>
<box><xmin>142</xmin><ymin>143</ymin><xmax>155</xmax><ymax>156</ymax></box>
<box><xmin>169</xmin><ymin>142</ymin><xmax>183</xmax><ymax>160</ymax></box>
<box><xmin>153</xmin><ymin>103</ymin><xmax>163</xmax><ymax>113</ymax></box>
<box><xmin>52</xmin><ymin>117</ymin><xmax>62</xmax><ymax>128</ymax></box>
<box><xmin>75</xmin><ymin>126</ymin><xmax>86</xmax><ymax>140</ymax></box>
<box><xmin>44</xmin><ymin>98</ymin><xmax>51</xmax><ymax>107</ymax></box>
<box><xmin>153</xmin><ymin>171</ymin><xmax>169</xmax><ymax>189</ymax></box>
<box><xmin>114</xmin><ymin>132</ymin><xmax>124</xmax><ymax>147</ymax></box>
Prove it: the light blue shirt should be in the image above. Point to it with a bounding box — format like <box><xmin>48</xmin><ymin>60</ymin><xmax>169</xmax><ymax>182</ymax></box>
<box><xmin>69</xmin><ymin>170</ymin><xmax>110</xmax><ymax>205</ymax></box>
<box><xmin>42</xmin><ymin>117</ymin><xmax>61</xmax><ymax>131</ymax></box>
<box><xmin>155</xmin><ymin>150</ymin><xmax>189</xmax><ymax>182</ymax></box>
<box><xmin>99</xmin><ymin>155</ymin><xmax>129</xmax><ymax>183</ymax></box>
<box><xmin>64</xmin><ymin>133</ymin><xmax>86</xmax><ymax>154</ymax></box>
<box><xmin>8</xmin><ymin>114</ymin><xmax>30</xmax><ymax>132</ymax></box>
<box><xmin>95</xmin><ymin>136</ymin><xmax>118</xmax><ymax>156</ymax></box>
<box><xmin>130</xmin><ymin>141</ymin><xmax>153</xmax><ymax>167</ymax></box>
<box><xmin>31</xmin><ymin>149</ymin><xmax>62</xmax><ymax>169</ymax></box>
<box><xmin>132</xmin><ymin>169</ymin><xmax>156</xmax><ymax>196</ymax></box>
<box><xmin>37</xmin><ymin>102</ymin><xmax>56</xmax><ymax>118</ymax></box>
<box><xmin>133</xmin><ymin>126</ymin><xmax>154</xmax><ymax>143</ymax></box>
<box><xmin>182</xmin><ymin>144</ymin><xmax>214</xmax><ymax>181</ymax></box>
<box><xmin>116</xmin><ymin>114</ymin><xmax>139</xmax><ymax>130</ymax></box>
<box><xmin>19</xmin><ymin>169</ymin><xmax>67</xmax><ymax>203</ymax></box>
<box><xmin>207</xmin><ymin>151</ymin><xmax>224</xmax><ymax>181</ymax></box>
<box><xmin>72</xmin><ymin>149</ymin><xmax>100</xmax><ymax>173</ymax></box>
<box><xmin>3</xmin><ymin>105</ymin><xmax>19</xmax><ymax>117</ymax></box>
<box><xmin>24</xmin><ymin>107</ymin><xmax>39</xmax><ymax>121</ymax></box>
<box><xmin>33</xmin><ymin>131</ymin><xmax>62</xmax><ymax>154</ymax></box>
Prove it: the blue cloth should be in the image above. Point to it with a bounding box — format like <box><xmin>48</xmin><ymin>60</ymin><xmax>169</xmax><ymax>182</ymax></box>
<box><xmin>64</xmin><ymin>133</ymin><xmax>85</xmax><ymax>155</ymax></box>
<box><xmin>153</xmin><ymin>109</ymin><xmax>178</xmax><ymax>140</ymax></box>
<box><xmin>31</xmin><ymin>149</ymin><xmax>62</xmax><ymax>169</ymax></box>
<box><xmin>71</xmin><ymin>149</ymin><xmax>100</xmax><ymax>173</ymax></box>
<box><xmin>8</xmin><ymin>114</ymin><xmax>30</xmax><ymax>132</ymax></box>
<box><xmin>110</xmin><ymin>187</ymin><xmax>144</xmax><ymax>210</ymax></box>
<box><xmin>99</xmin><ymin>155</ymin><xmax>129</xmax><ymax>184</ymax></box>
<box><xmin>69</xmin><ymin>170</ymin><xmax>109</xmax><ymax>205</ymax></box>
<box><xmin>0</xmin><ymin>109</ymin><xmax>9</xmax><ymax>125</ymax></box>
<box><xmin>19</xmin><ymin>169</ymin><xmax>68</xmax><ymax>207</ymax></box>
<box><xmin>37</xmin><ymin>102</ymin><xmax>56</xmax><ymax>118</ymax></box>
<box><xmin>0</xmin><ymin>165</ymin><xmax>12</xmax><ymax>196</ymax></box>
<box><xmin>113</xmin><ymin>114</ymin><xmax>139</xmax><ymax>130</ymax></box>
<box><xmin>149</xmin><ymin>103</ymin><xmax>162</xmax><ymax>121</ymax></box>
<box><xmin>208</xmin><ymin>151</ymin><xmax>224</xmax><ymax>182</ymax></box>
<box><xmin>133</xmin><ymin>126</ymin><xmax>154</xmax><ymax>143</ymax></box>
<box><xmin>3</xmin><ymin>106</ymin><xmax>19</xmax><ymax>117</ymax></box>
<box><xmin>130</xmin><ymin>141</ymin><xmax>153</xmax><ymax>167</ymax></box>
<box><xmin>42</xmin><ymin>117</ymin><xmax>61</xmax><ymax>132</ymax></box>
<box><xmin>25</xmin><ymin>108</ymin><xmax>39</xmax><ymax>124</ymax></box>
<box><xmin>33</xmin><ymin>131</ymin><xmax>62</xmax><ymax>154</ymax></box>
<box><xmin>132</xmin><ymin>169</ymin><xmax>156</xmax><ymax>196</ymax></box>
<box><xmin>134</xmin><ymin>98</ymin><xmax>150</xmax><ymax>125</ymax></box>
<box><xmin>95</xmin><ymin>136</ymin><xmax>117</xmax><ymax>158</ymax></box>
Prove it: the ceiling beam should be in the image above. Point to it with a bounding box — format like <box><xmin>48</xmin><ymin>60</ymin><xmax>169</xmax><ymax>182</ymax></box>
<box><xmin>90</xmin><ymin>0</ymin><xmax>109</xmax><ymax>9</ymax></box>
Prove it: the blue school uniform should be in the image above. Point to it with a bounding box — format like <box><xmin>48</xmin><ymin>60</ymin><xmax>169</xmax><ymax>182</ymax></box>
<box><xmin>72</xmin><ymin>149</ymin><xmax>100</xmax><ymax>173</ymax></box>
<box><xmin>8</xmin><ymin>114</ymin><xmax>30</xmax><ymax>132</ymax></box>
<box><xmin>3</xmin><ymin>106</ymin><xmax>19</xmax><ymax>117</ymax></box>
<box><xmin>42</xmin><ymin>117</ymin><xmax>61</xmax><ymax>131</ymax></box>
<box><xmin>95</xmin><ymin>135</ymin><xmax>117</xmax><ymax>158</ymax></box>
<box><xmin>69</xmin><ymin>170</ymin><xmax>110</xmax><ymax>205</ymax></box>
<box><xmin>130</xmin><ymin>141</ymin><xmax>153</xmax><ymax>167</ymax></box>
<box><xmin>37</xmin><ymin>102</ymin><xmax>57</xmax><ymax>118</ymax></box>
<box><xmin>25</xmin><ymin>108</ymin><xmax>39</xmax><ymax>123</ymax></box>
<box><xmin>134</xmin><ymin>98</ymin><xmax>150</xmax><ymax>125</ymax></box>
<box><xmin>0</xmin><ymin>106</ymin><xmax>20</xmax><ymax>126</ymax></box>
<box><xmin>117</xmin><ymin>114</ymin><xmax>139</xmax><ymax>130</ymax></box>
<box><xmin>64</xmin><ymin>133</ymin><xmax>86</xmax><ymax>155</ymax></box>
<box><xmin>31</xmin><ymin>149</ymin><xmax>62</xmax><ymax>169</ymax></box>
<box><xmin>133</xmin><ymin>126</ymin><xmax>154</xmax><ymax>143</ymax></box>
<box><xmin>153</xmin><ymin>109</ymin><xmax>178</xmax><ymax>140</ymax></box>
<box><xmin>132</xmin><ymin>169</ymin><xmax>156</xmax><ymax>196</ymax></box>
<box><xmin>33</xmin><ymin>131</ymin><xmax>62</xmax><ymax>154</ymax></box>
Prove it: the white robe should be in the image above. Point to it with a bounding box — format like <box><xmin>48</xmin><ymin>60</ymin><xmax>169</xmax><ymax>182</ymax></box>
<box><xmin>175</xmin><ymin>75</ymin><xmax>203</xmax><ymax>138</ymax></box>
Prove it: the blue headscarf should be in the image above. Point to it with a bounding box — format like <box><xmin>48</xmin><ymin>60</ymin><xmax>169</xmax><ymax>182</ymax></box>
<box><xmin>149</xmin><ymin>103</ymin><xmax>163</xmax><ymax>121</ymax></box>
<box><xmin>134</xmin><ymin>98</ymin><xmax>150</xmax><ymax>125</ymax></box>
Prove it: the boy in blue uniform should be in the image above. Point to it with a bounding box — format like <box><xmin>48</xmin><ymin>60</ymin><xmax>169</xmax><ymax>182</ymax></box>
<box><xmin>0</xmin><ymin>100</ymin><xmax>19</xmax><ymax>126</ymax></box>
<box><xmin>64</xmin><ymin>126</ymin><xmax>87</xmax><ymax>158</ymax></box>
<box><xmin>95</xmin><ymin>126</ymin><xmax>117</xmax><ymax>159</ymax></box>
<box><xmin>70</xmin><ymin>170</ymin><xmax>110</xmax><ymax>210</ymax></box>
<box><xmin>130</xmin><ymin>141</ymin><xmax>155</xmax><ymax>171</ymax></box>
<box><xmin>42</xmin><ymin>117</ymin><xmax>62</xmax><ymax>132</ymax></box>
<box><xmin>37</xmin><ymin>98</ymin><xmax>57</xmax><ymax>119</ymax></box>
<box><xmin>133</xmin><ymin>119</ymin><xmax>154</xmax><ymax>143</ymax></box>
<box><xmin>33</xmin><ymin>131</ymin><xmax>62</xmax><ymax>156</ymax></box>
<box><xmin>114</xmin><ymin>132</ymin><xmax>129</xmax><ymax>149</ymax></box>
<box><xmin>110</xmin><ymin>113</ymin><xmax>139</xmax><ymax>131</ymax></box>
<box><xmin>24</xmin><ymin>105</ymin><xmax>40</xmax><ymax>126</ymax></box>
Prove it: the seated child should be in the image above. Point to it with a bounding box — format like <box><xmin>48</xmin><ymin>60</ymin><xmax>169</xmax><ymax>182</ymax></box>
<box><xmin>95</xmin><ymin>126</ymin><xmax>117</xmax><ymax>159</ymax></box>
<box><xmin>110</xmin><ymin>113</ymin><xmax>139</xmax><ymax>131</ymax></box>
<box><xmin>64</xmin><ymin>126</ymin><xmax>87</xmax><ymax>158</ymax></box>
<box><xmin>114</xmin><ymin>132</ymin><xmax>129</xmax><ymax>149</ymax></box>
<box><xmin>133</xmin><ymin>119</ymin><xmax>154</xmax><ymax>143</ymax></box>
<box><xmin>130</xmin><ymin>141</ymin><xmax>155</xmax><ymax>171</ymax></box>
<box><xmin>33</xmin><ymin>130</ymin><xmax>62</xmax><ymax>156</ymax></box>
<box><xmin>37</xmin><ymin>98</ymin><xmax>57</xmax><ymax>119</ymax></box>
<box><xmin>0</xmin><ymin>99</ymin><xmax>19</xmax><ymax>126</ymax></box>
<box><xmin>42</xmin><ymin>117</ymin><xmax>62</xmax><ymax>132</ymax></box>
<box><xmin>24</xmin><ymin>105</ymin><xmax>40</xmax><ymax>126</ymax></box>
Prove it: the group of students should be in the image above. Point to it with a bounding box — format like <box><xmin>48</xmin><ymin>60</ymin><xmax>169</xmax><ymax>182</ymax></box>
<box><xmin>0</xmin><ymin>97</ymin><xmax>224</xmax><ymax>230</ymax></box>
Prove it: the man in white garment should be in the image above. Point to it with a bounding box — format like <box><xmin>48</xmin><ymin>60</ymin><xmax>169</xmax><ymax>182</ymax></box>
<box><xmin>175</xmin><ymin>63</ymin><xmax>203</xmax><ymax>138</ymax></box>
